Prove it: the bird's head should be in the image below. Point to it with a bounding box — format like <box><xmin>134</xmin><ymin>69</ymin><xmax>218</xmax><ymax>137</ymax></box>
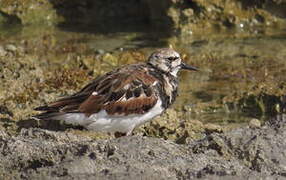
<box><xmin>148</xmin><ymin>48</ymin><xmax>198</xmax><ymax>76</ymax></box>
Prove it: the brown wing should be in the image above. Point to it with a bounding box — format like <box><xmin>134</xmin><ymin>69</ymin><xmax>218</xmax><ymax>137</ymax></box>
<box><xmin>35</xmin><ymin>64</ymin><xmax>159</xmax><ymax>118</ymax></box>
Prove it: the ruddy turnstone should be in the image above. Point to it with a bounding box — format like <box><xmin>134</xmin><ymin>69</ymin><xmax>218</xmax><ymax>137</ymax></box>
<box><xmin>34</xmin><ymin>48</ymin><xmax>197</xmax><ymax>136</ymax></box>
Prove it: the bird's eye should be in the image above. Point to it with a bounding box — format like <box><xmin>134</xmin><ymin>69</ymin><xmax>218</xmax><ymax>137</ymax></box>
<box><xmin>167</xmin><ymin>57</ymin><xmax>178</xmax><ymax>61</ymax></box>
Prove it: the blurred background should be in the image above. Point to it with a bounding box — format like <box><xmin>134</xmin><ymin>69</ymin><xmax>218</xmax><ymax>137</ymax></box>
<box><xmin>0</xmin><ymin>0</ymin><xmax>286</xmax><ymax>139</ymax></box>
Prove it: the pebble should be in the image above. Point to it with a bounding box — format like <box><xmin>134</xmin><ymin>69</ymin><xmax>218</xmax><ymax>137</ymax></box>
<box><xmin>5</xmin><ymin>44</ymin><xmax>17</xmax><ymax>52</ymax></box>
<box><xmin>249</xmin><ymin>118</ymin><xmax>261</xmax><ymax>128</ymax></box>
<box><xmin>204</xmin><ymin>123</ymin><xmax>223</xmax><ymax>134</ymax></box>
<box><xmin>0</xmin><ymin>46</ymin><xmax>7</xmax><ymax>56</ymax></box>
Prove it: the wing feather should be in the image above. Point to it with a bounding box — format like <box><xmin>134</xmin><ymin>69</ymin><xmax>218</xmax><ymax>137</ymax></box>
<box><xmin>34</xmin><ymin>64</ymin><xmax>160</xmax><ymax>119</ymax></box>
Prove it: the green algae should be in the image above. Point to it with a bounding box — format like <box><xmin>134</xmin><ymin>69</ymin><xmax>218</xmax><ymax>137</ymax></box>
<box><xmin>0</xmin><ymin>0</ymin><xmax>59</xmax><ymax>25</ymax></box>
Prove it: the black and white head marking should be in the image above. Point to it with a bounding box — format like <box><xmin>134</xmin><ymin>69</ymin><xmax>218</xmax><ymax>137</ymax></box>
<box><xmin>148</xmin><ymin>48</ymin><xmax>182</xmax><ymax>76</ymax></box>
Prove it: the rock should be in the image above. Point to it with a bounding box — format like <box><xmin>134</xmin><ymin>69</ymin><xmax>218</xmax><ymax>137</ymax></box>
<box><xmin>0</xmin><ymin>114</ymin><xmax>286</xmax><ymax>179</ymax></box>
<box><xmin>249</xmin><ymin>118</ymin><xmax>261</xmax><ymax>128</ymax></box>
<box><xmin>204</xmin><ymin>123</ymin><xmax>223</xmax><ymax>134</ymax></box>
<box><xmin>0</xmin><ymin>46</ymin><xmax>6</xmax><ymax>56</ymax></box>
<box><xmin>5</xmin><ymin>44</ymin><xmax>17</xmax><ymax>52</ymax></box>
<box><xmin>144</xmin><ymin>0</ymin><xmax>286</xmax><ymax>34</ymax></box>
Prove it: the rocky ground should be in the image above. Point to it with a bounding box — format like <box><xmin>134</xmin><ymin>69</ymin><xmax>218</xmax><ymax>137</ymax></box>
<box><xmin>0</xmin><ymin>114</ymin><xmax>285</xmax><ymax>179</ymax></box>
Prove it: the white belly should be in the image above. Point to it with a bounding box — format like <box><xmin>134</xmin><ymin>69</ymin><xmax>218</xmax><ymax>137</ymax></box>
<box><xmin>55</xmin><ymin>99</ymin><xmax>164</xmax><ymax>134</ymax></box>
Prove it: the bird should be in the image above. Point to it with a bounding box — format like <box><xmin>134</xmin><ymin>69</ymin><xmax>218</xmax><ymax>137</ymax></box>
<box><xmin>33</xmin><ymin>48</ymin><xmax>198</xmax><ymax>137</ymax></box>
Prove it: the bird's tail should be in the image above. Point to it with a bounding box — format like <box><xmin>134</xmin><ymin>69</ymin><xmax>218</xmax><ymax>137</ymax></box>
<box><xmin>32</xmin><ymin>105</ymin><xmax>64</xmax><ymax>120</ymax></box>
<box><xmin>32</xmin><ymin>112</ymin><xmax>64</xmax><ymax>121</ymax></box>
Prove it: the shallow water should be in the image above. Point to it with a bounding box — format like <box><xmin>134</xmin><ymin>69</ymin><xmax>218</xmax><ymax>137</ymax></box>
<box><xmin>1</xmin><ymin>24</ymin><xmax>285</xmax><ymax>129</ymax></box>
<box><xmin>176</xmin><ymin>32</ymin><xmax>286</xmax><ymax>125</ymax></box>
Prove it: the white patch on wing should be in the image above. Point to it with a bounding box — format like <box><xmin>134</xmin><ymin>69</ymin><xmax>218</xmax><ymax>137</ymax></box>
<box><xmin>123</xmin><ymin>84</ymin><xmax>130</xmax><ymax>89</ymax></box>
<box><xmin>118</xmin><ymin>96</ymin><xmax>127</xmax><ymax>101</ymax></box>
<box><xmin>152</xmin><ymin>81</ymin><xmax>158</xmax><ymax>86</ymax></box>
<box><xmin>52</xmin><ymin>99</ymin><xmax>164</xmax><ymax>134</ymax></box>
<box><xmin>92</xmin><ymin>92</ymin><xmax>98</xmax><ymax>96</ymax></box>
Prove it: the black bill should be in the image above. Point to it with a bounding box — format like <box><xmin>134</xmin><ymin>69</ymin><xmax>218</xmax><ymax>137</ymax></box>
<box><xmin>181</xmin><ymin>62</ymin><xmax>198</xmax><ymax>71</ymax></box>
